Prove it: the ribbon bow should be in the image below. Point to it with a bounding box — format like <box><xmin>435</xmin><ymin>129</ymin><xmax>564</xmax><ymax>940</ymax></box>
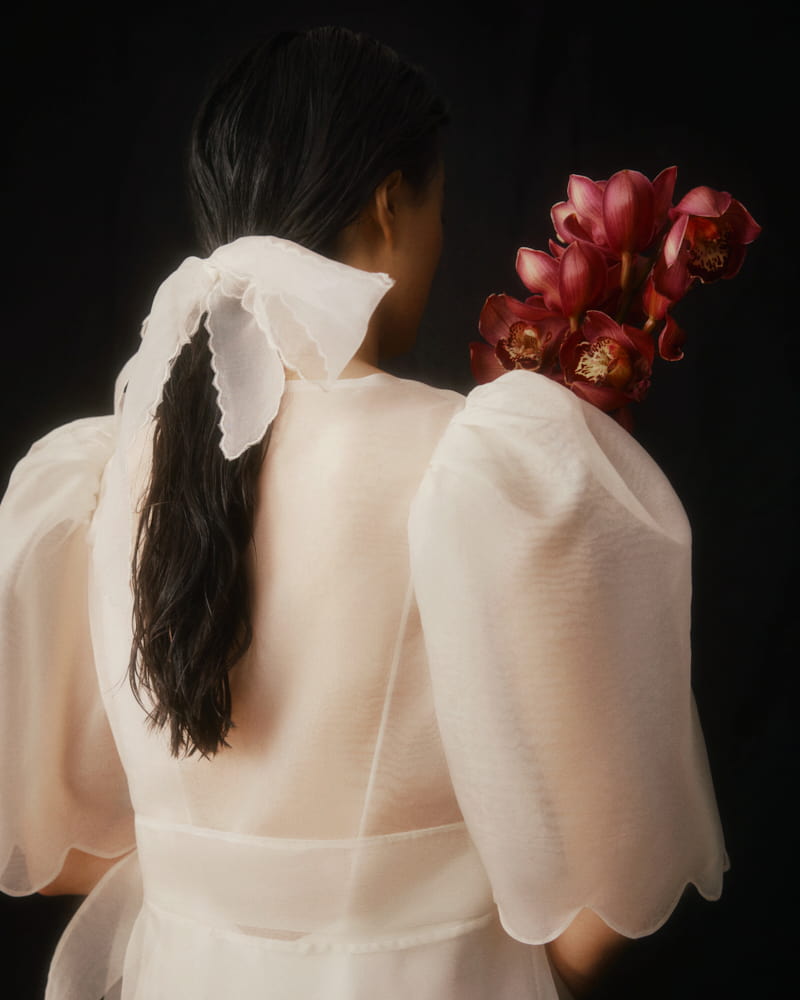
<box><xmin>118</xmin><ymin>235</ymin><xmax>395</xmax><ymax>460</ymax></box>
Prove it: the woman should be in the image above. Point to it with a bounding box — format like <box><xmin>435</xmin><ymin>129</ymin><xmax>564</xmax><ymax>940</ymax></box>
<box><xmin>0</xmin><ymin>25</ymin><xmax>729</xmax><ymax>999</ymax></box>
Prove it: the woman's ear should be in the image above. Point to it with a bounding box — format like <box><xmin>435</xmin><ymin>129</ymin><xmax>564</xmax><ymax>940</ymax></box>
<box><xmin>330</xmin><ymin>169</ymin><xmax>404</xmax><ymax>271</ymax></box>
<box><xmin>370</xmin><ymin>169</ymin><xmax>404</xmax><ymax>248</ymax></box>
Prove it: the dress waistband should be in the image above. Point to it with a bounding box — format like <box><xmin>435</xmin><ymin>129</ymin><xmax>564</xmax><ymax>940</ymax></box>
<box><xmin>134</xmin><ymin>815</ymin><xmax>495</xmax><ymax>942</ymax></box>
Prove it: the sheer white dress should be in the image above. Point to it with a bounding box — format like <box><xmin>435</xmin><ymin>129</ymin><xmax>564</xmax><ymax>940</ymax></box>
<box><xmin>0</xmin><ymin>364</ymin><xmax>730</xmax><ymax>999</ymax></box>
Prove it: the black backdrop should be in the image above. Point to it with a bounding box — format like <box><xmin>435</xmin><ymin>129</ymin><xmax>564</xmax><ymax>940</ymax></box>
<box><xmin>1</xmin><ymin>2</ymin><xmax>795</xmax><ymax>997</ymax></box>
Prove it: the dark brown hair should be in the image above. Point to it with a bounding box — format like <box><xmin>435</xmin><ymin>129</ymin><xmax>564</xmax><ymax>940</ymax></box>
<box><xmin>128</xmin><ymin>26</ymin><xmax>449</xmax><ymax>758</ymax></box>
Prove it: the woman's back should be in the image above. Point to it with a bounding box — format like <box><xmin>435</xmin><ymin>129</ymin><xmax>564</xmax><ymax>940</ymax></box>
<box><xmin>0</xmin><ymin>357</ymin><xmax>729</xmax><ymax>999</ymax></box>
<box><xmin>147</xmin><ymin>371</ymin><xmax>466</xmax><ymax>839</ymax></box>
<box><xmin>80</xmin><ymin>368</ymin><xmax>565</xmax><ymax>999</ymax></box>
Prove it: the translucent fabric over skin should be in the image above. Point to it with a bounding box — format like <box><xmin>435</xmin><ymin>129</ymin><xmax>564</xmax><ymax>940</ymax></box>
<box><xmin>408</xmin><ymin>370</ymin><xmax>730</xmax><ymax>943</ymax></box>
<box><xmin>0</xmin><ymin>415</ymin><xmax>136</xmax><ymax>896</ymax></box>
<box><xmin>0</xmin><ymin>365</ymin><xmax>729</xmax><ymax>1000</ymax></box>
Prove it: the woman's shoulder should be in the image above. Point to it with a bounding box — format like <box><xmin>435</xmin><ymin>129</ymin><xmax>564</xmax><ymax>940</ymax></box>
<box><xmin>378</xmin><ymin>370</ymin><xmax>466</xmax><ymax>407</ymax></box>
<box><xmin>384</xmin><ymin>368</ymin><xmax>589</xmax><ymax>432</ymax></box>
<box><xmin>282</xmin><ymin>369</ymin><xmax>465</xmax><ymax>417</ymax></box>
<box><xmin>415</xmin><ymin>370</ymin><xmax>691</xmax><ymax>546</ymax></box>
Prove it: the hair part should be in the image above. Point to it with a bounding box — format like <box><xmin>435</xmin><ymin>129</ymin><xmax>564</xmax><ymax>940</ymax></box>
<box><xmin>128</xmin><ymin>26</ymin><xmax>449</xmax><ymax>757</ymax></box>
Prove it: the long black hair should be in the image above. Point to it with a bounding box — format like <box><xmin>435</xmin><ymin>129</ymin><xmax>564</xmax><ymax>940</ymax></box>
<box><xmin>128</xmin><ymin>26</ymin><xmax>450</xmax><ymax>758</ymax></box>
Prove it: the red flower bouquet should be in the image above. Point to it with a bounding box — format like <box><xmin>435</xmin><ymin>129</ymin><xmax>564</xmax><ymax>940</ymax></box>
<box><xmin>471</xmin><ymin>167</ymin><xmax>761</xmax><ymax>429</ymax></box>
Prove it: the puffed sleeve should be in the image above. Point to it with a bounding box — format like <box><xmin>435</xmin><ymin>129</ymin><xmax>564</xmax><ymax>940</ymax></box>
<box><xmin>407</xmin><ymin>369</ymin><xmax>730</xmax><ymax>944</ymax></box>
<box><xmin>0</xmin><ymin>415</ymin><xmax>136</xmax><ymax>895</ymax></box>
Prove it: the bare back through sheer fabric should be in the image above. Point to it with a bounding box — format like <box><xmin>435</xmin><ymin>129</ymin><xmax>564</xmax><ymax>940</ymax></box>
<box><xmin>175</xmin><ymin>372</ymin><xmax>465</xmax><ymax>843</ymax></box>
<box><xmin>73</xmin><ymin>370</ymin><xmax>547</xmax><ymax>999</ymax></box>
<box><xmin>0</xmin><ymin>366</ymin><xmax>729</xmax><ymax>1000</ymax></box>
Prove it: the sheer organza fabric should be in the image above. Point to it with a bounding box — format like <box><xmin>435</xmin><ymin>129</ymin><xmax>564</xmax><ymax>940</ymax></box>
<box><xmin>0</xmin><ymin>367</ymin><xmax>729</xmax><ymax>999</ymax></box>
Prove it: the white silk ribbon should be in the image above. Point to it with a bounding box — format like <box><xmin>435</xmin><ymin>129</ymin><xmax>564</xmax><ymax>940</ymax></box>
<box><xmin>118</xmin><ymin>235</ymin><xmax>395</xmax><ymax>460</ymax></box>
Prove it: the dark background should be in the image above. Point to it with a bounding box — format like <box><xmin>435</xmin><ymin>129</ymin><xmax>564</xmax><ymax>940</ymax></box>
<box><xmin>1</xmin><ymin>2</ymin><xmax>795</xmax><ymax>997</ymax></box>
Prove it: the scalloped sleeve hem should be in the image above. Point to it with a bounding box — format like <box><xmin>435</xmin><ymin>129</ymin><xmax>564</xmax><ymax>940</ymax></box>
<box><xmin>407</xmin><ymin>370</ymin><xmax>730</xmax><ymax>943</ymax></box>
<box><xmin>0</xmin><ymin>416</ymin><xmax>135</xmax><ymax>896</ymax></box>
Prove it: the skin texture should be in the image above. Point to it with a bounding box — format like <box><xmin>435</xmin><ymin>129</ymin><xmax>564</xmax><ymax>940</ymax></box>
<box><xmin>41</xmin><ymin>164</ymin><xmax>634</xmax><ymax>994</ymax></box>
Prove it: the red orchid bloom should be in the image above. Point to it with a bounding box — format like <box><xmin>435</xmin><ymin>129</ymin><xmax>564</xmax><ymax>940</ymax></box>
<box><xmin>475</xmin><ymin>166</ymin><xmax>760</xmax><ymax>430</ymax></box>
<box><xmin>657</xmin><ymin>186</ymin><xmax>761</xmax><ymax>292</ymax></box>
<box><xmin>560</xmin><ymin>310</ymin><xmax>654</xmax><ymax>411</ymax></box>
<box><xmin>551</xmin><ymin>167</ymin><xmax>677</xmax><ymax>255</ymax></box>
<box><xmin>470</xmin><ymin>294</ymin><xmax>568</xmax><ymax>384</ymax></box>
<box><xmin>551</xmin><ymin>175</ymin><xmax>609</xmax><ymax>245</ymax></box>
<box><xmin>515</xmin><ymin>240</ymin><xmax>608</xmax><ymax>326</ymax></box>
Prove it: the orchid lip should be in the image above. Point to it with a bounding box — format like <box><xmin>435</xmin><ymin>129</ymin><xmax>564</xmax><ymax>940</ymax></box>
<box><xmin>496</xmin><ymin>321</ymin><xmax>546</xmax><ymax>370</ymax></box>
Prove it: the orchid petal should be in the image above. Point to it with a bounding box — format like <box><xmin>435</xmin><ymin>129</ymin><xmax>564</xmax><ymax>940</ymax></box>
<box><xmin>551</xmin><ymin>201</ymin><xmax>572</xmax><ymax>242</ymax></box>
<box><xmin>469</xmin><ymin>340</ymin><xmax>507</xmax><ymax>383</ymax></box>
<box><xmin>657</xmin><ymin>315</ymin><xmax>686</xmax><ymax>361</ymax></box>
<box><xmin>602</xmin><ymin>169</ymin><xmax>656</xmax><ymax>254</ymax></box>
<box><xmin>558</xmin><ymin>329</ymin><xmax>585</xmax><ymax>379</ymax></box>
<box><xmin>564</xmin><ymin>213</ymin><xmax>596</xmax><ymax>244</ymax></box>
<box><xmin>642</xmin><ymin>273</ymin><xmax>671</xmax><ymax>321</ymax></box>
<box><xmin>581</xmin><ymin>309</ymin><xmax>623</xmax><ymax>343</ymax></box>
<box><xmin>558</xmin><ymin>241</ymin><xmax>607</xmax><ymax>320</ymax></box>
<box><xmin>673</xmin><ymin>186</ymin><xmax>732</xmax><ymax>219</ymax></box>
<box><xmin>601</xmin><ymin>259</ymin><xmax>622</xmax><ymax>299</ymax></box>
<box><xmin>551</xmin><ymin>200</ymin><xmax>570</xmax><ymax>228</ymax></box>
<box><xmin>652</xmin><ymin>165</ymin><xmax>678</xmax><ymax>227</ymax></box>
<box><xmin>516</xmin><ymin>247</ymin><xmax>561</xmax><ymax>309</ymax></box>
<box><xmin>500</xmin><ymin>293</ymin><xmax>560</xmax><ymax>321</ymax></box>
<box><xmin>653</xmin><ymin>254</ymin><xmax>694</xmax><ymax>301</ymax></box>
<box><xmin>477</xmin><ymin>295</ymin><xmax>508</xmax><ymax>347</ymax></box>
<box><xmin>479</xmin><ymin>293</ymin><xmax>558</xmax><ymax>347</ymax></box>
<box><xmin>484</xmin><ymin>304</ymin><xmax>568</xmax><ymax>351</ymax></box>
<box><xmin>568</xmin><ymin>174</ymin><xmax>604</xmax><ymax>223</ymax></box>
<box><xmin>720</xmin><ymin>242</ymin><xmax>747</xmax><ymax>280</ymax></box>
<box><xmin>619</xmin><ymin>323</ymin><xmax>655</xmax><ymax>368</ymax></box>
<box><xmin>551</xmin><ymin>202</ymin><xmax>593</xmax><ymax>244</ymax></box>
<box><xmin>567</xmin><ymin>175</ymin><xmax>610</xmax><ymax>245</ymax></box>
<box><xmin>535</xmin><ymin>315</ymin><xmax>571</xmax><ymax>363</ymax></box>
<box><xmin>663</xmin><ymin>214</ymin><xmax>689</xmax><ymax>268</ymax></box>
<box><xmin>726</xmin><ymin>199</ymin><xmax>762</xmax><ymax>243</ymax></box>
<box><xmin>568</xmin><ymin>378</ymin><xmax>629</xmax><ymax>412</ymax></box>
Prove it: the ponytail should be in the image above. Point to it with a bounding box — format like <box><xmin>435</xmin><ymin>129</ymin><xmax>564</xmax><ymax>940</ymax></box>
<box><xmin>129</xmin><ymin>322</ymin><xmax>267</xmax><ymax>757</ymax></box>
<box><xmin>128</xmin><ymin>26</ymin><xmax>448</xmax><ymax>756</ymax></box>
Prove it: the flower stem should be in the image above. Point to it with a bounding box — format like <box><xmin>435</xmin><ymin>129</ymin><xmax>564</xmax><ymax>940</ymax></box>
<box><xmin>620</xmin><ymin>251</ymin><xmax>632</xmax><ymax>291</ymax></box>
<box><xmin>616</xmin><ymin>257</ymin><xmax>656</xmax><ymax>326</ymax></box>
<box><xmin>615</xmin><ymin>252</ymin><xmax>637</xmax><ymax>324</ymax></box>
